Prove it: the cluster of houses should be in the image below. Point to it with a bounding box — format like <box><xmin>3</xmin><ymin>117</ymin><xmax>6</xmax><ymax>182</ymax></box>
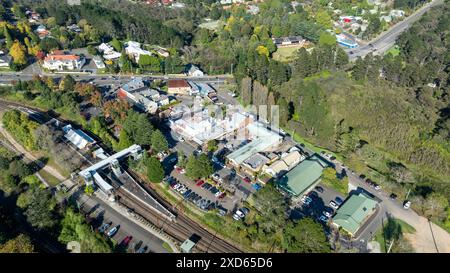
<box><xmin>117</xmin><ymin>77</ymin><xmax>172</xmax><ymax>114</ymax></box>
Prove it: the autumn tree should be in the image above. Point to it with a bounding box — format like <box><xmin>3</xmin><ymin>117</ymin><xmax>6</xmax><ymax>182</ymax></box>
<box><xmin>10</xmin><ymin>40</ymin><xmax>27</xmax><ymax>66</ymax></box>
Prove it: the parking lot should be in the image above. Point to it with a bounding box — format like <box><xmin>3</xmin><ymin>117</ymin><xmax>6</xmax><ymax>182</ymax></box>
<box><xmin>75</xmin><ymin>191</ymin><xmax>170</xmax><ymax>253</ymax></box>
<box><xmin>290</xmin><ymin>183</ymin><xmax>346</xmax><ymax>225</ymax></box>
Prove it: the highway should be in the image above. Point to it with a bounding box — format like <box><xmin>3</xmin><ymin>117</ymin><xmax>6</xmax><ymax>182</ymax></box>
<box><xmin>346</xmin><ymin>0</ymin><xmax>443</xmax><ymax>60</ymax></box>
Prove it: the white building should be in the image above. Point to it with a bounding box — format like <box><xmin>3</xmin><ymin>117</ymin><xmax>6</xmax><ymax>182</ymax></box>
<box><xmin>43</xmin><ymin>51</ymin><xmax>85</xmax><ymax>71</ymax></box>
<box><xmin>125</xmin><ymin>41</ymin><xmax>153</xmax><ymax>62</ymax></box>
<box><xmin>98</xmin><ymin>43</ymin><xmax>122</xmax><ymax>60</ymax></box>
<box><xmin>63</xmin><ymin>124</ymin><xmax>95</xmax><ymax>150</ymax></box>
<box><xmin>93</xmin><ymin>56</ymin><xmax>105</xmax><ymax>69</ymax></box>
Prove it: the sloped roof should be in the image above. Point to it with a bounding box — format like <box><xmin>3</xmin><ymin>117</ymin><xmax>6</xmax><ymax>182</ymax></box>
<box><xmin>332</xmin><ymin>193</ymin><xmax>377</xmax><ymax>235</ymax></box>
<box><xmin>276</xmin><ymin>155</ymin><xmax>327</xmax><ymax>196</ymax></box>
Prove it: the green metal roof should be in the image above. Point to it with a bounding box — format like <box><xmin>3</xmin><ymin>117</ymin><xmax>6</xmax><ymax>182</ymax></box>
<box><xmin>276</xmin><ymin>155</ymin><xmax>327</xmax><ymax>196</ymax></box>
<box><xmin>332</xmin><ymin>193</ymin><xmax>377</xmax><ymax>235</ymax></box>
<box><xmin>180</xmin><ymin>239</ymin><xmax>196</xmax><ymax>253</ymax></box>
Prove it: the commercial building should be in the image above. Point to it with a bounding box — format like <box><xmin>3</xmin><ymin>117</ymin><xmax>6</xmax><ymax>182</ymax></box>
<box><xmin>167</xmin><ymin>79</ymin><xmax>191</xmax><ymax>95</ymax></box>
<box><xmin>263</xmin><ymin>149</ymin><xmax>305</xmax><ymax>178</ymax></box>
<box><xmin>170</xmin><ymin>109</ymin><xmax>251</xmax><ymax>145</ymax></box>
<box><xmin>118</xmin><ymin>78</ymin><xmax>167</xmax><ymax>114</ymax></box>
<box><xmin>43</xmin><ymin>50</ymin><xmax>85</xmax><ymax>71</ymax></box>
<box><xmin>276</xmin><ymin>155</ymin><xmax>327</xmax><ymax>196</ymax></box>
<box><xmin>336</xmin><ymin>33</ymin><xmax>358</xmax><ymax>48</ymax></box>
<box><xmin>332</xmin><ymin>192</ymin><xmax>378</xmax><ymax>236</ymax></box>
<box><xmin>227</xmin><ymin>123</ymin><xmax>283</xmax><ymax>167</ymax></box>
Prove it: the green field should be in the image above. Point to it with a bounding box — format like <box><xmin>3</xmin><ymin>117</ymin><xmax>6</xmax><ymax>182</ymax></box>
<box><xmin>272</xmin><ymin>46</ymin><xmax>301</xmax><ymax>62</ymax></box>
<box><xmin>386</xmin><ymin>45</ymin><xmax>400</xmax><ymax>57</ymax></box>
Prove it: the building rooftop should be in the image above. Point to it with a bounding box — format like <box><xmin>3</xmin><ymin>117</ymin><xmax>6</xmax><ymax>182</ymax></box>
<box><xmin>243</xmin><ymin>153</ymin><xmax>270</xmax><ymax>171</ymax></box>
<box><xmin>332</xmin><ymin>193</ymin><xmax>378</xmax><ymax>235</ymax></box>
<box><xmin>276</xmin><ymin>155</ymin><xmax>327</xmax><ymax>196</ymax></box>
<box><xmin>168</xmin><ymin>79</ymin><xmax>190</xmax><ymax>88</ymax></box>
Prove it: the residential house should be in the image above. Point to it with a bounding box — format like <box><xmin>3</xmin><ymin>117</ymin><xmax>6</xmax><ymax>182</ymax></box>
<box><xmin>35</xmin><ymin>24</ymin><xmax>50</xmax><ymax>39</ymax></box>
<box><xmin>43</xmin><ymin>51</ymin><xmax>85</xmax><ymax>71</ymax></box>
<box><xmin>186</xmin><ymin>64</ymin><xmax>205</xmax><ymax>77</ymax></box>
<box><xmin>98</xmin><ymin>43</ymin><xmax>122</xmax><ymax>60</ymax></box>
<box><xmin>125</xmin><ymin>41</ymin><xmax>152</xmax><ymax>62</ymax></box>
<box><xmin>93</xmin><ymin>56</ymin><xmax>105</xmax><ymax>69</ymax></box>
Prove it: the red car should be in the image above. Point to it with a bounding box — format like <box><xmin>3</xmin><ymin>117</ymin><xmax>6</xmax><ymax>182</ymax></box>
<box><xmin>196</xmin><ymin>180</ymin><xmax>205</xmax><ymax>187</ymax></box>
<box><xmin>120</xmin><ymin>236</ymin><xmax>133</xmax><ymax>248</ymax></box>
<box><xmin>218</xmin><ymin>192</ymin><xmax>226</xmax><ymax>199</ymax></box>
<box><xmin>243</xmin><ymin>177</ymin><xmax>251</xmax><ymax>183</ymax></box>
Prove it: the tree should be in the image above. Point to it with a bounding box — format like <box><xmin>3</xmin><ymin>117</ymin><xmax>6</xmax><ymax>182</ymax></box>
<box><xmin>185</xmin><ymin>154</ymin><xmax>213</xmax><ymax>179</ymax></box>
<box><xmin>151</xmin><ymin>130</ymin><xmax>168</xmax><ymax>153</ymax></box>
<box><xmin>315</xmin><ymin>10</ymin><xmax>332</xmax><ymax>29</ymax></box>
<box><xmin>117</xmin><ymin>130</ymin><xmax>133</xmax><ymax>151</ymax></box>
<box><xmin>59</xmin><ymin>208</ymin><xmax>112</xmax><ymax>253</ymax></box>
<box><xmin>282</xmin><ymin>218</ymin><xmax>331</xmax><ymax>253</ymax></box>
<box><xmin>145</xmin><ymin>156</ymin><xmax>164</xmax><ymax>183</ymax></box>
<box><xmin>122</xmin><ymin>111</ymin><xmax>153</xmax><ymax>146</ymax></box>
<box><xmin>110</xmin><ymin>38</ymin><xmax>122</xmax><ymax>52</ymax></box>
<box><xmin>0</xmin><ymin>234</ymin><xmax>34</xmax><ymax>253</ymax></box>
<box><xmin>9</xmin><ymin>160</ymin><xmax>32</xmax><ymax>179</ymax></box>
<box><xmin>10</xmin><ymin>40</ymin><xmax>27</xmax><ymax>66</ymax></box>
<box><xmin>423</xmin><ymin>193</ymin><xmax>448</xmax><ymax>221</ymax></box>
<box><xmin>207</xmin><ymin>140</ymin><xmax>218</xmax><ymax>152</ymax></box>
<box><xmin>319</xmin><ymin>33</ymin><xmax>336</xmax><ymax>46</ymax></box>
<box><xmin>59</xmin><ymin>75</ymin><xmax>76</xmax><ymax>91</ymax></box>
<box><xmin>20</xmin><ymin>185</ymin><xmax>57</xmax><ymax>230</ymax></box>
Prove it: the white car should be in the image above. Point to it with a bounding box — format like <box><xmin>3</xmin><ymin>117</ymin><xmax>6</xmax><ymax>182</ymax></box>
<box><xmin>301</xmin><ymin>195</ymin><xmax>312</xmax><ymax>204</ymax></box>
<box><xmin>232</xmin><ymin>213</ymin><xmax>241</xmax><ymax>221</ymax></box>
<box><xmin>323</xmin><ymin>211</ymin><xmax>332</xmax><ymax>218</ymax></box>
<box><xmin>235</xmin><ymin>210</ymin><xmax>245</xmax><ymax>218</ymax></box>
<box><xmin>173</xmin><ymin>183</ymin><xmax>181</xmax><ymax>190</ymax></box>
<box><xmin>318</xmin><ymin>215</ymin><xmax>329</xmax><ymax>222</ymax></box>
<box><xmin>403</xmin><ymin>200</ymin><xmax>411</xmax><ymax>210</ymax></box>
<box><xmin>329</xmin><ymin>201</ymin><xmax>339</xmax><ymax>210</ymax></box>
<box><xmin>215</xmin><ymin>191</ymin><xmax>222</xmax><ymax>198</ymax></box>
<box><xmin>228</xmin><ymin>92</ymin><xmax>236</xmax><ymax>97</ymax></box>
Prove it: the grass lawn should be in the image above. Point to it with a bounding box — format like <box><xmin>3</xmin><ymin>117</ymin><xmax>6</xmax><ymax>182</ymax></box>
<box><xmin>374</xmin><ymin>218</ymin><xmax>416</xmax><ymax>253</ymax></box>
<box><xmin>162</xmin><ymin>242</ymin><xmax>173</xmax><ymax>253</ymax></box>
<box><xmin>386</xmin><ymin>45</ymin><xmax>400</xmax><ymax>57</ymax></box>
<box><xmin>320</xmin><ymin>177</ymin><xmax>348</xmax><ymax>195</ymax></box>
<box><xmin>37</xmin><ymin>169</ymin><xmax>62</xmax><ymax>187</ymax></box>
<box><xmin>272</xmin><ymin>46</ymin><xmax>301</xmax><ymax>62</ymax></box>
<box><xmin>289</xmin><ymin>129</ymin><xmax>343</xmax><ymax>162</ymax></box>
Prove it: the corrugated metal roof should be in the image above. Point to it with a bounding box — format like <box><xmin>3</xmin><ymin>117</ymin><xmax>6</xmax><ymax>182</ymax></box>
<box><xmin>276</xmin><ymin>155</ymin><xmax>327</xmax><ymax>196</ymax></box>
<box><xmin>332</xmin><ymin>193</ymin><xmax>377</xmax><ymax>235</ymax></box>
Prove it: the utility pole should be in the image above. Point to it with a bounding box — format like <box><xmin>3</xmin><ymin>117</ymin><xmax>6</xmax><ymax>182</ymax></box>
<box><xmin>387</xmin><ymin>239</ymin><xmax>394</xmax><ymax>253</ymax></box>
<box><xmin>405</xmin><ymin>188</ymin><xmax>411</xmax><ymax>200</ymax></box>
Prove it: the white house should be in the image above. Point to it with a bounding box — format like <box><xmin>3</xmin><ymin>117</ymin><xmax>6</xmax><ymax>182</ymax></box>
<box><xmin>98</xmin><ymin>43</ymin><xmax>122</xmax><ymax>60</ymax></box>
<box><xmin>93</xmin><ymin>56</ymin><xmax>105</xmax><ymax>69</ymax></box>
<box><xmin>43</xmin><ymin>51</ymin><xmax>85</xmax><ymax>71</ymax></box>
<box><xmin>125</xmin><ymin>41</ymin><xmax>152</xmax><ymax>62</ymax></box>
<box><xmin>186</xmin><ymin>64</ymin><xmax>205</xmax><ymax>77</ymax></box>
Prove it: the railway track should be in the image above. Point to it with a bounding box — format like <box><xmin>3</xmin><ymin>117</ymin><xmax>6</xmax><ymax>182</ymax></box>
<box><xmin>115</xmin><ymin>187</ymin><xmax>242</xmax><ymax>253</ymax></box>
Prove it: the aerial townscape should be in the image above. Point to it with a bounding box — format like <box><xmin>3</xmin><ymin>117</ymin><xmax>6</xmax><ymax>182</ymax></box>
<box><xmin>0</xmin><ymin>0</ymin><xmax>449</xmax><ymax>258</ymax></box>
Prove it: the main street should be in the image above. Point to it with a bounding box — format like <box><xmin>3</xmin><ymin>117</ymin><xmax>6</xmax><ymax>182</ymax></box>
<box><xmin>346</xmin><ymin>0</ymin><xmax>443</xmax><ymax>60</ymax></box>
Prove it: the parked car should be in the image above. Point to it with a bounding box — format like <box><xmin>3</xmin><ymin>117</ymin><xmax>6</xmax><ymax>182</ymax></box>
<box><xmin>183</xmin><ymin>189</ymin><xmax>192</xmax><ymax>198</ymax></box>
<box><xmin>329</xmin><ymin>201</ymin><xmax>339</xmax><ymax>210</ymax></box>
<box><xmin>243</xmin><ymin>177</ymin><xmax>251</xmax><ymax>183</ymax></box>
<box><xmin>201</xmin><ymin>183</ymin><xmax>212</xmax><ymax>190</ymax></box>
<box><xmin>335</xmin><ymin>197</ymin><xmax>344</xmax><ymax>206</ymax></box>
<box><xmin>173</xmin><ymin>183</ymin><xmax>181</xmax><ymax>190</ymax></box>
<box><xmin>233</xmin><ymin>209</ymin><xmax>245</xmax><ymax>220</ymax></box>
<box><xmin>168</xmin><ymin>157</ymin><xmax>177</xmax><ymax>164</ymax></box>
<box><xmin>134</xmin><ymin>241</ymin><xmax>143</xmax><ymax>252</ymax></box>
<box><xmin>215</xmin><ymin>191</ymin><xmax>222</xmax><ymax>198</ymax></box>
<box><xmin>196</xmin><ymin>179</ymin><xmax>205</xmax><ymax>186</ymax></box>
<box><xmin>314</xmin><ymin>186</ymin><xmax>324</xmax><ymax>193</ymax></box>
<box><xmin>120</xmin><ymin>236</ymin><xmax>133</xmax><ymax>248</ymax></box>
<box><xmin>98</xmin><ymin>222</ymin><xmax>112</xmax><ymax>234</ymax></box>
<box><xmin>318</xmin><ymin>215</ymin><xmax>329</xmax><ymax>222</ymax></box>
<box><xmin>217</xmin><ymin>208</ymin><xmax>228</xmax><ymax>217</ymax></box>
<box><xmin>218</xmin><ymin>192</ymin><xmax>226</xmax><ymax>199</ymax></box>
<box><xmin>323</xmin><ymin>211</ymin><xmax>332</xmax><ymax>218</ymax></box>
<box><xmin>107</xmin><ymin>225</ymin><xmax>119</xmax><ymax>238</ymax></box>
<box><xmin>389</xmin><ymin>193</ymin><xmax>398</xmax><ymax>200</ymax></box>
<box><xmin>211</xmin><ymin>173</ymin><xmax>221</xmax><ymax>182</ymax></box>
<box><xmin>240</xmin><ymin>207</ymin><xmax>250</xmax><ymax>216</ymax></box>
<box><xmin>136</xmin><ymin>245</ymin><xmax>148</xmax><ymax>253</ymax></box>
<box><xmin>373</xmin><ymin>183</ymin><xmax>381</xmax><ymax>191</ymax></box>
<box><xmin>403</xmin><ymin>200</ymin><xmax>411</xmax><ymax>210</ymax></box>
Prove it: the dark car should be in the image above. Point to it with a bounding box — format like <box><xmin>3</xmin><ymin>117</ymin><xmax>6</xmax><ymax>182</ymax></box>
<box><xmin>183</xmin><ymin>189</ymin><xmax>192</xmax><ymax>198</ymax></box>
<box><xmin>202</xmin><ymin>183</ymin><xmax>212</xmax><ymax>190</ymax></box>
<box><xmin>389</xmin><ymin>193</ymin><xmax>398</xmax><ymax>200</ymax></box>
<box><xmin>120</xmin><ymin>236</ymin><xmax>133</xmax><ymax>248</ymax></box>
<box><xmin>359</xmin><ymin>174</ymin><xmax>366</xmax><ymax>179</ymax></box>
<box><xmin>134</xmin><ymin>240</ymin><xmax>143</xmax><ymax>252</ymax></box>
<box><xmin>315</xmin><ymin>186</ymin><xmax>324</xmax><ymax>193</ymax></box>
<box><xmin>240</xmin><ymin>207</ymin><xmax>250</xmax><ymax>216</ymax></box>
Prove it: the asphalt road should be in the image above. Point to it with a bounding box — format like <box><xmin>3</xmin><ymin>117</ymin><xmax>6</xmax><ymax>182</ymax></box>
<box><xmin>347</xmin><ymin>0</ymin><xmax>443</xmax><ymax>60</ymax></box>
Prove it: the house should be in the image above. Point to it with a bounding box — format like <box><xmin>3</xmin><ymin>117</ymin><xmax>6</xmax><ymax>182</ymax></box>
<box><xmin>98</xmin><ymin>43</ymin><xmax>122</xmax><ymax>60</ymax></box>
<box><xmin>188</xmin><ymin>81</ymin><xmax>215</xmax><ymax>97</ymax></box>
<box><xmin>336</xmin><ymin>33</ymin><xmax>358</xmax><ymax>48</ymax></box>
<box><xmin>35</xmin><ymin>24</ymin><xmax>50</xmax><ymax>39</ymax></box>
<box><xmin>93</xmin><ymin>56</ymin><xmax>105</xmax><ymax>69</ymax></box>
<box><xmin>332</xmin><ymin>193</ymin><xmax>378</xmax><ymax>236</ymax></box>
<box><xmin>156</xmin><ymin>48</ymin><xmax>169</xmax><ymax>57</ymax></box>
<box><xmin>167</xmin><ymin>79</ymin><xmax>191</xmax><ymax>95</ymax></box>
<box><xmin>272</xmin><ymin>36</ymin><xmax>308</xmax><ymax>48</ymax></box>
<box><xmin>62</xmin><ymin>124</ymin><xmax>95</xmax><ymax>150</ymax></box>
<box><xmin>43</xmin><ymin>51</ymin><xmax>85</xmax><ymax>71</ymax></box>
<box><xmin>186</xmin><ymin>64</ymin><xmax>205</xmax><ymax>77</ymax></box>
<box><xmin>125</xmin><ymin>41</ymin><xmax>152</xmax><ymax>62</ymax></box>
<box><xmin>276</xmin><ymin>155</ymin><xmax>327</xmax><ymax>196</ymax></box>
